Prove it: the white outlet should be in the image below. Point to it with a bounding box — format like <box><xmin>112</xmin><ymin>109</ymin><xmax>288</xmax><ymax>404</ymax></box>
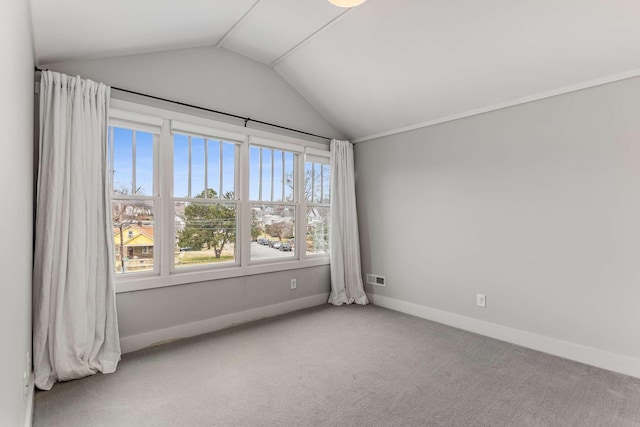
<box><xmin>290</xmin><ymin>278</ymin><xmax>297</xmax><ymax>289</ymax></box>
<box><xmin>477</xmin><ymin>294</ymin><xmax>486</xmax><ymax>308</ymax></box>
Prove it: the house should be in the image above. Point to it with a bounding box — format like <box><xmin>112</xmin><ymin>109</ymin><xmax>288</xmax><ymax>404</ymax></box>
<box><xmin>113</xmin><ymin>225</ymin><xmax>154</xmax><ymax>273</ymax></box>
<box><xmin>3</xmin><ymin>1</ymin><xmax>640</xmax><ymax>426</ymax></box>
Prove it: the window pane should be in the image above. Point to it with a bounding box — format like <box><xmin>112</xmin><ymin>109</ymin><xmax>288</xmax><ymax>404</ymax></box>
<box><xmin>284</xmin><ymin>152</ymin><xmax>295</xmax><ymax>202</ymax></box>
<box><xmin>251</xmin><ymin>147</ymin><xmax>296</xmax><ymax>202</ymax></box>
<box><xmin>304</xmin><ymin>162</ymin><xmax>314</xmax><ymax>203</ymax></box>
<box><xmin>173</xmin><ymin>134</ymin><xmax>189</xmax><ymax>198</ymax></box>
<box><xmin>207</xmin><ymin>139</ymin><xmax>220</xmax><ymax>199</ymax></box>
<box><xmin>112</xmin><ymin>200</ymin><xmax>155</xmax><ymax>274</ymax></box>
<box><xmin>222</xmin><ymin>142</ymin><xmax>236</xmax><ymax>197</ymax></box>
<box><xmin>306</xmin><ymin>206</ymin><xmax>329</xmax><ymax>255</ymax></box>
<box><xmin>135</xmin><ymin>131</ymin><xmax>154</xmax><ymax>196</ymax></box>
<box><xmin>249</xmin><ymin>146</ymin><xmax>260</xmax><ymax>200</ymax></box>
<box><xmin>112</xmin><ymin>127</ymin><xmax>133</xmax><ymax>194</ymax></box>
<box><xmin>175</xmin><ymin>201</ymin><xmax>237</xmax><ymax>268</ymax></box>
<box><xmin>191</xmin><ymin>137</ymin><xmax>206</xmax><ymax>198</ymax></box>
<box><xmin>250</xmin><ymin>204</ymin><xmax>296</xmax><ymax>261</ymax></box>
<box><xmin>261</xmin><ymin>148</ymin><xmax>272</xmax><ymax>201</ymax></box>
<box><xmin>304</xmin><ymin>161</ymin><xmax>330</xmax><ymax>203</ymax></box>
<box><xmin>321</xmin><ymin>164</ymin><xmax>331</xmax><ymax>203</ymax></box>
<box><xmin>273</xmin><ymin>150</ymin><xmax>283</xmax><ymax>202</ymax></box>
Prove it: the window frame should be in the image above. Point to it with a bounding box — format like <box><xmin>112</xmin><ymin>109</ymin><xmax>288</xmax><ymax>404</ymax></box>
<box><xmin>109</xmin><ymin>120</ymin><xmax>161</xmax><ymax>278</ymax></box>
<box><xmin>109</xmin><ymin>99</ymin><xmax>330</xmax><ymax>293</ymax></box>
<box><xmin>304</xmin><ymin>154</ymin><xmax>331</xmax><ymax>257</ymax></box>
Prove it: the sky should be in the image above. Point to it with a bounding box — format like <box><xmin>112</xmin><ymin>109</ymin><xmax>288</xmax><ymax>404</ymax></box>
<box><xmin>111</xmin><ymin>127</ymin><xmax>328</xmax><ymax>202</ymax></box>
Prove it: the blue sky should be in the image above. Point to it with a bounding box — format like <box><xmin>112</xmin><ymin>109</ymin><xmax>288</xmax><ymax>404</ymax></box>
<box><xmin>112</xmin><ymin>127</ymin><xmax>154</xmax><ymax>196</ymax></box>
<box><xmin>112</xmin><ymin>127</ymin><xmax>315</xmax><ymax>202</ymax></box>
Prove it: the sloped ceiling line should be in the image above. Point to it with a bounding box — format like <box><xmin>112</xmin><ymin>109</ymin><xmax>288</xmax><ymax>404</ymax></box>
<box><xmin>216</xmin><ymin>0</ymin><xmax>262</xmax><ymax>48</ymax></box>
<box><xmin>352</xmin><ymin>67</ymin><xmax>640</xmax><ymax>144</ymax></box>
<box><xmin>268</xmin><ymin>6</ymin><xmax>355</xmax><ymax>69</ymax></box>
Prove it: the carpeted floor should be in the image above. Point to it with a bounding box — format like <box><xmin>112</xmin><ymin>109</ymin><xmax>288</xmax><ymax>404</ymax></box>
<box><xmin>34</xmin><ymin>304</ymin><xmax>640</xmax><ymax>426</ymax></box>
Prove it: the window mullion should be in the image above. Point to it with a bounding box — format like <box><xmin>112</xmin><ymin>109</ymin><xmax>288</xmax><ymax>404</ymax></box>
<box><xmin>219</xmin><ymin>140</ymin><xmax>223</xmax><ymax>198</ymax></box>
<box><xmin>270</xmin><ymin>149</ymin><xmax>275</xmax><ymax>202</ymax></box>
<box><xmin>296</xmin><ymin>152</ymin><xmax>304</xmax><ymax>261</ymax></box>
<box><xmin>161</xmin><ymin>118</ymin><xmax>173</xmax><ymax>277</ymax></box>
<box><xmin>109</xmin><ymin>127</ymin><xmax>114</xmax><ymax>192</ymax></box>
<box><xmin>320</xmin><ymin>164</ymin><xmax>324</xmax><ymax>204</ymax></box>
<box><xmin>188</xmin><ymin>136</ymin><xmax>192</xmax><ymax>198</ymax></box>
<box><xmin>258</xmin><ymin>147</ymin><xmax>263</xmax><ymax>201</ymax></box>
<box><xmin>132</xmin><ymin>131</ymin><xmax>137</xmax><ymax>194</ymax></box>
<box><xmin>240</xmin><ymin>138</ymin><xmax>250</xmax><ymax>268</ymax></box>
<box><xmin>204</xmin><ymin>139</ymin><xmax>208</xmax><ymax>198</ymax></box>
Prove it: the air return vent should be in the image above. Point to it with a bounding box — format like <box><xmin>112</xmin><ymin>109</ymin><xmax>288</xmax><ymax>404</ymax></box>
<box><xmin>366</xmin><ymin>274</ymin><xmax>386</xmax><ymax>287</ymax></box>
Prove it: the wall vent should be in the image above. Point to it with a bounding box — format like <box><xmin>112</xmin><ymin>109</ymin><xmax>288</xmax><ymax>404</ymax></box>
<box><xmin>366</xmin><ymin>274</ymin><xmax>386</xmax><ymax>287</ymax></box>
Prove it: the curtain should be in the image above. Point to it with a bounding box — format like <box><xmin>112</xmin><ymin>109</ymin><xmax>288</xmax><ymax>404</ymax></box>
<box><xmin>329</xmin><ymin>140</ymin><xmax>369</xmax><ymax>305</ymax></box>
<box><xmin>33</xmin><ymin>71</ymin><xmax>120</xmax><ymax>390</ymax></box>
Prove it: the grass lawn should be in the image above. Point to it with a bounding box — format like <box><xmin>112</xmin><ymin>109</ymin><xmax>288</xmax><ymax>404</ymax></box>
<box><xmin>176</xmin><ymin>253</ymin><xmax>234</xmax><ymax>265</ymax></box>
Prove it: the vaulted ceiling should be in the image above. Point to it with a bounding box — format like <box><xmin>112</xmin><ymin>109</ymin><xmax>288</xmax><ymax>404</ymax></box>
<box><xmin>30</xmin><ymin>0</ymin><xmax>640</xmax><ymax>141</ymax></box>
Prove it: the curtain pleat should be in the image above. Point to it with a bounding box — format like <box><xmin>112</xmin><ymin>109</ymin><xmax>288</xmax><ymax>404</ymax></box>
<box><xmin>329</xmin><ymin>140</ymin><xmax>368</xmax><ymax>306</ymax></box>
<box><xmin>33</xmin><ymin>71</ymin><xmax>120</xmax><ymax>390</ymax></box>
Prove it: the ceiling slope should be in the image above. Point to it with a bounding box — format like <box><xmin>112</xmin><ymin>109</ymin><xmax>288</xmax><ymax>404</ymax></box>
<box><xmin>274</xmin><ymin>0</ymin><xmax>640</xmax><ymax>141</ymax></box>
<box><xmin>31</xmin><ymin>0</ymin><xmax>258</xmax><ymax>64</ymax></box>
<box><xmin>219</xmin><ymin>0</ymin><xmax>345</xmax><ymax>65</ymax></box>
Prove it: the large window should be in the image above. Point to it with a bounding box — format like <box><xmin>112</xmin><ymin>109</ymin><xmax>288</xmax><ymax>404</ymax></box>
<box><xmin>108</xmin><ymin>103</ymin><xmax>330</xmax><ymax>292</ymax></box>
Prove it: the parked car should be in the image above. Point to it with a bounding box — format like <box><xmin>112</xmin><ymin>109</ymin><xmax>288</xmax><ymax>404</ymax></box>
<box><xmin>272</xmin><ymin>242</ymin><xmax>282</xmax><ymax>250</ymax></box>
<box><xmin>179</xmin><ymin>247</ymin><xmax>192</xmax><ymax>252</ymax></box>
<box><xmin>279</xmin><ymin>243</ymin><xmax>291</xmax><ymax>251</ymax></box>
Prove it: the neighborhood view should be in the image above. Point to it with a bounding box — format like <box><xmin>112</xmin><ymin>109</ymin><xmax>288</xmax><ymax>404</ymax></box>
<box><xmin>110</xmin><ymin>127</ymin><xmax>329</xmax><ymax>274</ymax></box>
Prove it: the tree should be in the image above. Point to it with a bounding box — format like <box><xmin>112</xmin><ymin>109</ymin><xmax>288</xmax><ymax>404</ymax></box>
<box><xmin>251</xmin><ymin>211</ymin><xmax>262</xmax><ymax>240</ymax></box>
<box><xmin>177</xmin><ymin>189</ymin><xmax>236</xmax><ymax>259</ymax></box>
<box><xmin>265</xmin><ymin>220</ymin><xmax>294</xmax><ymax>242</ymax></box>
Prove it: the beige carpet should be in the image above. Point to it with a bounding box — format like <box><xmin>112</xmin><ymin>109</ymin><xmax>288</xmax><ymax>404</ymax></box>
<box><xmin>34</xmin><ymin>304</ymin><xmax>640</xmax><ymax>426</ymax></box>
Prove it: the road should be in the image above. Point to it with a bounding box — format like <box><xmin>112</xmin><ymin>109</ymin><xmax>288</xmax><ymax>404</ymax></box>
<box><xmin>250</xmin><ymin>242</ymin><xmax>295</xmax><ymax>260</ymax></box>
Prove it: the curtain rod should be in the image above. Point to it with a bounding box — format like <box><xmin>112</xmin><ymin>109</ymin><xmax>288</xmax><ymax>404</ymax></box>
<box><xmin>35</xmin><ymin>67</ymin><xmax>333</xmax><ymax>142</ymax></box>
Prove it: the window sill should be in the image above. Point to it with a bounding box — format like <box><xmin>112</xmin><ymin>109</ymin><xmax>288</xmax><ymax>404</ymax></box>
<box><xmin>115</xmin><ymin>257</ymin><xmax>330</xmax><ymax>293</ymax></box>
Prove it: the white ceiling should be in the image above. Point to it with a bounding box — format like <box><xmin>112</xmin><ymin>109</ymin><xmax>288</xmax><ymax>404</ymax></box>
<box><xmin>31</xmin><ymin>0</ymin><xmax>640</xmax><ymax>141</ymax></box>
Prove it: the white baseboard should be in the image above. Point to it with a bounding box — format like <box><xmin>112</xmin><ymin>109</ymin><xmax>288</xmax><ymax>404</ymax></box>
<box><xmin>120</xmin><ymin>293</ymin><xmax>329</xmax><ymax>354</ymax></box>
<box><xmin>25</xmin><ymin>373</ymin><xmax>34</xmax><ymax>427</ymax></box>
<box><xmin>368</xmin><ymin>293</ymin><xmax>640</xmax><ymax>379</ymax></box>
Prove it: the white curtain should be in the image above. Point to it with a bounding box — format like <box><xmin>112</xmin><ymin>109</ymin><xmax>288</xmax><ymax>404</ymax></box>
<box><xmin>33</xmin><ymin>71</ymin><xmax>120</xmax><ymax>390</ymax></box>
<box><xmin>329</xmin><ymin>140</ymin><xmax>369</xmax><ymax>305</ymax></box>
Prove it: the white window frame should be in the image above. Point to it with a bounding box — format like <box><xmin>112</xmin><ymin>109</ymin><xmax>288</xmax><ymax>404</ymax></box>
<box><xmin>110</xmin><ymin>99</ymin><xmax>330</xmax><ymax>293</ymax></box>
<box><xmin>304</xmin><ymin>151</ymin><xmax>331</xmax><ymax>257</ymax></box>
<box><xmin>109</xmin><ymin>115</ymin><xmax>162</xmax><ymax>278</ymax></box>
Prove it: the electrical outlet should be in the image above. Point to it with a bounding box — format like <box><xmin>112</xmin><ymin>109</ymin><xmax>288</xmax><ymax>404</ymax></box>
<box><xmin>290</xmin><ymin>278</ymin><xmax>297</xmax><ymax>289</ymax></box>
<box><xmin>477</xmin><ymin>294</ymin><xmax>486</xmax><ymax>308</ymax></box>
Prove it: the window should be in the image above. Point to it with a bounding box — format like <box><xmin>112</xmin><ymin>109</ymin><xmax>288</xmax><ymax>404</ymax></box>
<box><xmin>173</xmin><ymin>134</ymin><xmax>239</xmax><ymax>269</ymax></box>
<box><xmin>249</xmin><ymin>145</ymin><xmax>297</xmax><ymax>262</ymax></box>
<box><xmin>108</xmin><ymin>101</ymin><xmax>330</xmax><ymax>292</ymax></box>
<box><xmin>109</xmin><ymin>126</ymin><xmax>158</xmax><ymax>275</ymax></box>
<box><xmin>304</xmin><ymin>158</ymin><xmax>330</xmax><ymax>255</ymax></box>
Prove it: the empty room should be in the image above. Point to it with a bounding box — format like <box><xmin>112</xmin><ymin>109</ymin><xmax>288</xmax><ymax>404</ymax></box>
<box><xmin>3</xmin><ymin>0</ymin><xmax>640</xmax><ymax>426</ymax></box>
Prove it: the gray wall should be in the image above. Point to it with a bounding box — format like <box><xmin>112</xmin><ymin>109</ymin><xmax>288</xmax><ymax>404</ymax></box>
<box><xmin>0</xmin><ymin>0</ymin><xmax>34</xmax><ymax>425</ymax></box>
<box><xmin>118</xmin><ymin>266</ymin><xmax>329</xmax><ymax>339</ymax></box>
<box><xmin>44</xmin><ymin>47</ymin><xmax>333</xmax><ymax>349</ymax></box>
<box><xmin>42</xmin><ymin>46</ymin><xmax>341</xmax><ymax>141</ymax></box>
<box><xmin>355</xmin><ymin>76</ymin><xmax>640</xmax><ymax>360</ymax></box>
